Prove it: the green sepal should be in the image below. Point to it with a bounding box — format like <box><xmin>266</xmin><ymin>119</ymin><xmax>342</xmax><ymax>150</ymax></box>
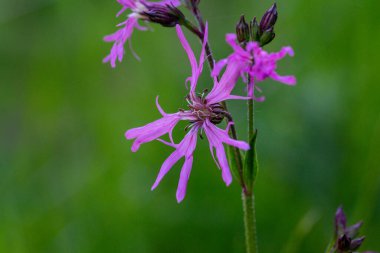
<box><xmin>260</xmin><ymin>28</ymin><xmax>275</xmax><ymax>46</ymax></box>
<box><xmin>243</xmin><ymin>130</ymin><xmax>259</xmax><ymax>192</ymax></box>
<box><xmin>226</xmin><ymin>144</ymin><xmax>244</xmax><ymax>188</ymax></box>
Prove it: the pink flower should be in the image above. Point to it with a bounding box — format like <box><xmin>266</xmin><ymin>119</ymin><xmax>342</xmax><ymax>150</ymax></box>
<box><xmin>125</xmin><ymin>24</ymin><xmax>250</xmax><ymax>202</ymax></box>
<box><xmin>213</xmin><ymin>33</ymin><xmax>296</xmax><ymax>100</ymax></box>
<box><xmin>103</xmin><ymin>0</ymin><xmax>181</xmax><ymax>68</ymax></box>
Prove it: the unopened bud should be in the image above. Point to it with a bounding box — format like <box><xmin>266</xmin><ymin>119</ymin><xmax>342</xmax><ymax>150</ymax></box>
<box><xmin>236</xmin><ymin>15</ymin><xmax>250</xmax><ymax>44</ymax></box>
<box><xmin>259</xmin><ymin>3</ymin><xmax>278</xmax><ymax>32</ymax></box>
<box><xmin>143</xmin><ymin>4</ymin><xmax>185</xmax><ymax>27</ymax></box>
<box><xmin>250</xmin><ymin>17</ymin><xmax>260</xmax><ymax>42</ymax></box>
<box><xmin>260</xmin><ymin>27</ymin><xmax>275</xmax><ymax>46</ymax></box>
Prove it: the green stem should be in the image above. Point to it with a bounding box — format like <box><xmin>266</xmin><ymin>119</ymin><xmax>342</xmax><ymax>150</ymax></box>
<box><xmin>243</xmin><ymin>76</ymin><xmax>258</xmax><ymax>253</ymax></box>
<box><xmin>242</xmin><ymin>192</ymin><xmax>258</xmax><ymax>253</ymax></box>
<box><xmin>248</xmin><ymin>99</ymin><xmax>254</xmax><ymax>141</ymax></box>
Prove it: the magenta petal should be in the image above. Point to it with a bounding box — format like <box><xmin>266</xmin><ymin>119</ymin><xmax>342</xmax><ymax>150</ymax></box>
<box><xmin>197</xmin><ymin>23</ymin><xmax>208</xmax><ymax>81</ymax></box>
<box><xmin>151</xmin><ymin>127</ymin><xmax>198</xmax><ymax>194</ymax></box>
<box><xmin>125</xmin><ymin>114</ymin><xmax>182</xmax><ymax>152</ymax></box>
<box><xmin>270</xmin><ymin>72</ymin><xmax>297</xmax><ymax>85</ymax></box>
<box><xmin>206</xmin><ymin>61</ymin><xmax>243</xmax><ymax>104</ymax></box>
<box><xmin>103</xmin><ymin>17</ymin><xmax>142</xmax><ymax>67</ymax></box>
<box><xmin>215</xmin><ymin>143</ymin><xmax>232</xmax><ymax>185</ymax></box>
<box><xmin>175</xmin><ymin>25</ymin><xmax>198</xmax><ymax>92</ymax></box>
<box><xmin>226</xmin><ymin>33</ymin><xmax>249</xmax><ymax>57</ymax></box>
<box><xmin>203</xmin><ymin>120</ymin><xmax>249</xmax><ymax>185</ymax></box>
<box><xmin>176</xmin><ymin>156</ymin><xmax>193</xmax><ymax>202</ymax></box>
<box><xmin>151</xmin><ymin>150</ymin><xmax>182</xmax><ymax>190</ymax></box>
<box><xmin>155</xmin><ymin>96</ymin><xmax>167</xmax><ymax>116</ymax></box>
<box><xmin>212</xmin><ymin>59</ymin><xmax>228</xmax><ymax>77</ymax></box>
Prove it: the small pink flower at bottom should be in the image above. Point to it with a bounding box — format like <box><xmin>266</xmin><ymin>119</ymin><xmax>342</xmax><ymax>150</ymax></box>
<box><xmin>125</xmin><ymin>24</ymin><xmax>249</xmax><ymax>202</ymax></box>
<box><xmin>213</xmin><ymin>33</ymin><xmax>296</xmax><ymax>100</ymax></box>
<box><xmin>103</xmin><ymin>0</ymin><xmax>181</xmax><ymax>68</ymax></box>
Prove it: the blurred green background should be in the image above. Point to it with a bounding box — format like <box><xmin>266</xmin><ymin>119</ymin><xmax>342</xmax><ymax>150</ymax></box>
<box><xmin>1</xmin><ymin>0</ymin><xmax>379</xmax><ymax>252</ymax></box>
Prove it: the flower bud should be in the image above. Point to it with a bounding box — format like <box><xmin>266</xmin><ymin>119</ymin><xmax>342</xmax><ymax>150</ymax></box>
<box><xmin>260</xmin><ymin>27</ymin><xmax>275</xmax><ymax>46</ymax></box>
<box><xmin>250</xmin><ymin>17</ymin><xmax>260</xmax><ymax>42</ymax></box>
<box><xmin>236</xmin><ymin>15</ymin><xmax>250</xmax><ymax>44</ymax></box>
<box><xmin>143</xmin><ymin>4</ymin><xmax>185</xmax><ymax>27</ymax></box>
<box><xmin>259</xmin><ymin>3</ymin><xmax>278</xmax><ymax>33</ymax></box>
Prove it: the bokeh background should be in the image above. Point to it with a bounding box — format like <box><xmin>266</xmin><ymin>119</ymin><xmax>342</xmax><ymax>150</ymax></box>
<box><xmin>1</xmin><ymin>0</ymin><xmax>379</xmax><ymax>252</ymax></box>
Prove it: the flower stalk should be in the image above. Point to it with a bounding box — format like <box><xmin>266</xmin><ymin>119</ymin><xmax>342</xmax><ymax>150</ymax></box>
<box><xmin>186</xmin><ymin>5</ymin><xmax>259</xmax><ymax>252</ymax></box>
<box><xmin>243</xmin><ymin>192</ymin><xmax>258</xmax><ymax>253</ymax></box>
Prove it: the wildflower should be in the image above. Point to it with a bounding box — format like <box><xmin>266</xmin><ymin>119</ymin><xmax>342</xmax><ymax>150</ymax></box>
<box><xmin>331</xmin><ymin>207</ymin><xmax>378</xmax><ymax>253</ymax></box>
<box><xmin>125</xmin><ymin>24</ymin><xmax>250</xmax><ymax>202</ymax></box>
<box><xmin>212</xmin><ymin>33</ymin><xmax>296</xmax><ymax>100</ymax></box>
<box><xmin>103</xmin><ymin>0</ymin><xmax>182</xmax><ymax>68</ymax></box>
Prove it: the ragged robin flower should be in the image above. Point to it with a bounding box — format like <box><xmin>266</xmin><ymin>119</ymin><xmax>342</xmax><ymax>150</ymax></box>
<box><xmin>212</xmin><ymin>33</ymin><xmax>296</xmax><ymax>101</ymax></box>
<box><xmin>103</xmin><ymin>0</ymin><xmax>182</xmax><ymax>68</ymax></box>
<box><xmin>125</xmin><ymin>24</ymin><xmax>250</xmax><ymax>202</ymax></box>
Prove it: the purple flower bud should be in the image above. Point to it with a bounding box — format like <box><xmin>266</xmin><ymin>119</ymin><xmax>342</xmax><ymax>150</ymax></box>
<box><xmin>335</xmin><ymin>206</ymin><xmax>347</xmax><ymax>237</ymax></box>
<box><xmin>259</xmin><ymin>3</ymin><xmax>278</xmax><ymax>33</ymax></box>
<box><xmin>143</xmin><ymin>4</ymin><xmax>185</xmax><ymax>27</ymax></box>
<box><xmin>236</xmin><ymin>15</ymin><xmax>250</xmax><ymax>44</ymax></box>
<box><xmin>350</xmin><ymin>236</ymin><xmax>365</xmax><ymax>251</ymax></box>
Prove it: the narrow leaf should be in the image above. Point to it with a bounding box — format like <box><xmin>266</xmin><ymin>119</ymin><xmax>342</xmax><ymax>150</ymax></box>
<box><xmin>244</xmin><ymin>130</ymin><xmax>259</xmax><ymax>192</ymax></box>
<box><xmin>227</xmin><ymin>144</ymin><xmax>244</xmax><ymax>188</ymax></box>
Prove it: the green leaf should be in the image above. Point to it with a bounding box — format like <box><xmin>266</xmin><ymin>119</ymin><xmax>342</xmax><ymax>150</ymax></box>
<box><xmin>244</xmin><ymin>130</ymin><xmax>259</xmax><ymax>192</ymax></box>
<box><xmin>226</xmin><ymin>144</ymin><xmax>244</xmax><ymax>188</ymax></box>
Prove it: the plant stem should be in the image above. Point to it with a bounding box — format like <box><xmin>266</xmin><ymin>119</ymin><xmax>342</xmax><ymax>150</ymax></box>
<box><xmin>248</xmin><ymin>96</ymin><xmax>254</xmax><ymax>139</ymax></box>
<box><xmin>242</xmin><ymin>192</ymin><xmax>258</xmax><ymax>253</ymax></box>
<box><xmin>185</xmin><ymin>7</ymin><xmax>257</xmax><ymax>253</ymax></box>
<box><xmin>243</xmin><ymin>76</ymin><xmax>258</xmax><ymax>253</ymax></box>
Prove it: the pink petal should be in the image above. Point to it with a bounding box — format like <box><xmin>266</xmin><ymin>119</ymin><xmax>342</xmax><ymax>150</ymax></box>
<box><xmin>176</xmin><ymin>156</ymin><xmax>193</xmax><ymax>203</ymax></box>
<box><xmin>202</xmin><ymin>120</ymin><xmax>249</xmax><ymax>185</ymax></box>
<box><xmin>103</xmin><ymin>17</ymin><xmax>139</xmax><ymax>67</ymax></box>
<box><xmin>155</xmin><ymin>96</ymin><xmax>167</xmax><ymax>116</ymax></box>
<box><xmin>270</xmin><ymin>72</ymin><xmax>297</xmax><ymax>85</ymax></box>
<box><xmin>212</xmin><ymin>59</ymin><xmax>228</xmax><ymax>77</ymax></box>
<box><xmin>270</xmin><ymin>46</ymin><xmax>294</xmax><ymax>60</ymax></box>
<box><xmin>226</xmin><ymin>33</ymin><xmax>249</xmax><ymax>57</ymax></box>
<box><xmin>197</xmin><ymin>22</ymin><xmax>208</xmax><ymax>82</ymax></box>
<box><xmin>151</xmin><ymin>127</ymin><xmax>198</xmax><ymax>194</ymax></box>
<box><xmin>151</xmin><ymin>149</ymin><xmax>183</xmax><ymax>190</ymax></box>
<box><xmin>125</xmin><ymin>114</ymin><xmax>182</xmax><ymax>152</ymax></box>
<box><xmin>206</xmin><ymin>61</ymin><xmax>243</xmax><ymax>104</ymax></box>
<box><xmin>175</xmin><ymin>25</ymin><xmax>198</xmax><ymax>94</ymax></box>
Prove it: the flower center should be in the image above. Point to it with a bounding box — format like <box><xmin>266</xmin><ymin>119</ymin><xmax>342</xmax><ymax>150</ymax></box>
<box><xmin>185</xmin><ymin>93</ymin><xmax>225</xmax><ymax>125</ymax></box>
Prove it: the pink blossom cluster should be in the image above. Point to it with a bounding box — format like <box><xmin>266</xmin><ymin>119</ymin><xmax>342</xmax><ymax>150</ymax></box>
<box><xmin>104</xmin><ymin>0</ymin><xmax>296</xmax><ymax>202</ymax></box>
